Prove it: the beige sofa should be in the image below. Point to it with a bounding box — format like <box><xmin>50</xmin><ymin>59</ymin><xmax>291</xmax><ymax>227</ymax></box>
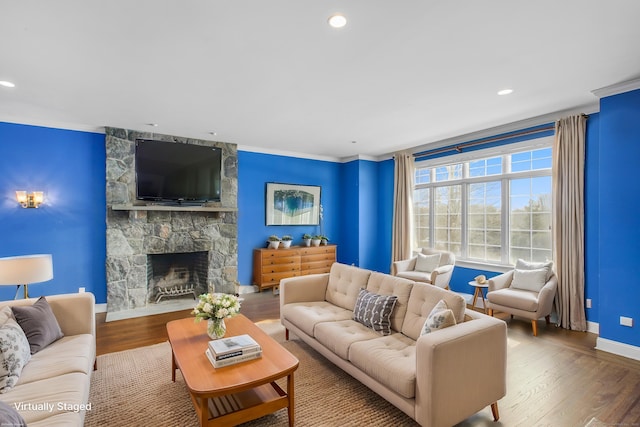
<box><xmin>0</xmin><ymin>293</ymin><xmax>96</xmax><ymax>426</ymax></box>
<box><xmin>280</xmin><ymin>263</ymin><xmax>506</xmax><ymax>427</ymax></box>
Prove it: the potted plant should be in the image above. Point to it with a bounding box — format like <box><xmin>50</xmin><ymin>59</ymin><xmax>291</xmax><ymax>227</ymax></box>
<box><xmin>281</xmin><ymin>235</ymin><xmax>293</xmax><ymax>248</ymax></box>
<box><xmin>320</xmin><ymin>235</ymin><xmax>329</xmax><ymax>245</ymax></box>
<box><xmin>302</xmin><ymin>233</ymin><xmax>312</xmax><ymax>247</ymax></box>
<box><xmin>311</xmin><ymin>235</ymin><xmax>322</xmax><ymax>247</ymax></box>
<box><xmin>267</xmin><ymin>235</ymin><xmax>280</xmax><ymax>249</ymax></box>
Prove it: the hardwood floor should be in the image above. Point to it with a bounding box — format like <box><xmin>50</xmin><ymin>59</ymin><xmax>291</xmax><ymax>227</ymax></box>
<box><xmin>95</xmin><ymin>292</ymin><xmax>640</xmax><ymax>426</ymax></box>
<box><xmin>95</xmin><ymin>291</ymin><xmax>279</xmax><ymax>355</ymax></box>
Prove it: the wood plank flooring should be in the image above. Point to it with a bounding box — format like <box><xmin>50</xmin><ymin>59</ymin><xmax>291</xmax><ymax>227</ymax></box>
<box><xmin>95</xmin><ymin>291</ymin><xmax>640</xmax><ymax>427</ymax></box>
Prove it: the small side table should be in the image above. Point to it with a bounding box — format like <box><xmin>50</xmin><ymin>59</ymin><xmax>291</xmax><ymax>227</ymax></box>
<box><xmin>468</xmin><ymin>281</ymin><xmax>489</xmax><ymax>313</ymax></box>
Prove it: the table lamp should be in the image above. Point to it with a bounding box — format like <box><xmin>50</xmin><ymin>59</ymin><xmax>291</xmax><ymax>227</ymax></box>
<box><xmin>0</xmin><ymin>254</ymin><xmax>53</xmax><ymax>299</ymax></box>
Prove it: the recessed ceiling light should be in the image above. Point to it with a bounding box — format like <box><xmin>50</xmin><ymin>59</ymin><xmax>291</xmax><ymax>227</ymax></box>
<box><xmin>0</xmin><ymin>81</ymin><xmax>15</xmax><ymax>88</ymax></box>
<box><xmin>328</xmin><ymin>14</ymin><xmax>347</xmax><ymax>28</ymax></box>
<box><xmin>351</xmin><ymin>140</ymin><xmax>357</xmax><ymax>144</ymax></box>
<box><xmin>497</xmin><ymin>89</ymin><xmax>513</xmax><ymax>96</ymax></box>
<box><xmin>209</xmin><ymin>131</ymin><xmax>217</xmax><ymax>136</ymax></box>
<box><xmin>147</xmin><ymin>123</ymin><xmax>158</xmax><ymax>127</ymax></box>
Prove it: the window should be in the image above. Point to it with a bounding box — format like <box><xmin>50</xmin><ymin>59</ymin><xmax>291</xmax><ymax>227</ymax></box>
<box><xmin>413</xmin><ymin>141</ymin><xmax>552</xmax><ymax>266</ymax></box>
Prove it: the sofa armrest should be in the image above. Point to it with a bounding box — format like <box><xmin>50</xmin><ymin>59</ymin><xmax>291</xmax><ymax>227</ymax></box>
<box><xmin>391</xmin><ymin>257</ymin><xmax>416</xmax><ymax>275</ymax></box>
<box><xmin>488</xmin><ymin>270</ymin><xmax>514</xmax><ymax>292</ymax></box>
<box><xmin>415</xmin><ymin>311</ymin><xmax>507</xmax><ymax>427</ymax></box>
<box><xmin>535</xmin><ymin>274</ymin><xmax>558</xmax><ymax>317</ymax></box>
<box><xmin>431</xmin><ymin>265</ymin><xmax>454</xmax><ymax>289</ymax></box>
<box><xmin>279</xmin><ymin>273</ymin><xmax>329</xmax><ymax>318</ymax></box>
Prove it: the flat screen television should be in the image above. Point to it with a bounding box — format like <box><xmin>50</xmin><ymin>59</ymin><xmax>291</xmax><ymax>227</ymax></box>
<box><xmin>135</xmin><ymin>139</ymin><xmax>222</xmax><ymax>204</ymax></box>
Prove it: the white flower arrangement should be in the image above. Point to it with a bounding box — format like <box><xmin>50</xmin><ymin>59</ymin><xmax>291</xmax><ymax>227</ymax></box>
<box><xmin>192</xmin><ymin>293</ymin><xmax>241</xmax><ymax>321</ymax></box>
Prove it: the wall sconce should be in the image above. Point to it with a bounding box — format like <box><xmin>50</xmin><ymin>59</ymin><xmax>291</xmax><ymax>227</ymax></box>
<box><xmin>16</xmin><ymin>191</ymin><xmax>44</xmax><ymax>208</ymax></box>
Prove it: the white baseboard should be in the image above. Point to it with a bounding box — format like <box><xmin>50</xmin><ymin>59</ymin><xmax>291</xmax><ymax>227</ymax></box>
<box><xmin>595</xmin><ymin>337</ymin><xmax>640</xmax><ymax>361</ymax></box>
<box><xmin>95</xmin><ymin>303</ymin><xmax>107</xmax><ymax>313</ymax></box>
<box><xmin>587</xmin><ymin>321</ymin><xmax>599</xmax><ymax>334</ymax></box>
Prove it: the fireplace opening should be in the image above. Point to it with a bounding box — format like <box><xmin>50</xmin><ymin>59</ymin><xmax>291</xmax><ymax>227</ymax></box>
<box><xmin>147</xmin><ymin>252</ymin><xmax>208</xmax><ymax>304</ymax></box>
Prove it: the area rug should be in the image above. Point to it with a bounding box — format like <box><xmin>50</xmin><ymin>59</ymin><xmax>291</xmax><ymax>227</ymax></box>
<box><xmin>85</xmin><ymin>329</ymin><xmax>418</xmax><ymax>426</ymax></box>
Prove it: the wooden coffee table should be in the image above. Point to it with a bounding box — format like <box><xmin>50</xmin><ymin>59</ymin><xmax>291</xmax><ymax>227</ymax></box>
<box><xmin>167</xmin><ymin>314</ymin><xmax>299</xmax><ymax>427</ymax></box>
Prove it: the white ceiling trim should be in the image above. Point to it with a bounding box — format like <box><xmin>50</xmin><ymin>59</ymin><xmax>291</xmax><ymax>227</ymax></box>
<box><xmin>592</xmin><ymin>78</ymin><xmax>640</xmax><ymax>99</ymax></box>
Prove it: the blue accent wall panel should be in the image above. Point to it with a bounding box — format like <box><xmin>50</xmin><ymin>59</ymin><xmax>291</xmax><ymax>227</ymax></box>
<box><xmin>237</xmin><ymin>151</ymin><xmax>341</xmax><ymax>286</ymax></box>
<box><xmin>597</xmin><ymin>89</ymin><xmax>640</xmax><ymax>347</ymax></box>
<box><xmin>339</xmin><ymin>160</ymin><xmax>360</xmax><ymax>266</ymax></box>
<box><xmin>584</xmin><ymin>113</ymin><xmax>600</xmax><ymax>323</ymax></box>
<box><xmin>377</xmin><ymin>159</ymin><xmax>394</xmax><ymax>273</ymax></box>
<box><xmin>357</xmin><ymin>160</ymin><xmax>379</xmax><ymax>271</ymax></box>
<box><xmin>0</xmin><ymin>122</ymin><xmax>106</xmax><ymax>302</ymax></box>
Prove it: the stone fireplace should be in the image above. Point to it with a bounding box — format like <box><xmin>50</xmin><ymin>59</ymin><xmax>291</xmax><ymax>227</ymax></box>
<box><xmin>105</xmin><ymin>127</ymin><xmax>238</xmax><ymax>321</ymax></box>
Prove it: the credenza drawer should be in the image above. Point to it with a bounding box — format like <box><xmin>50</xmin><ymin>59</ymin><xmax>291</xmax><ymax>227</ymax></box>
<box><xmin>301</xmin><ymin>253</ymin><xmax>336</xmax><ymax>263</ymax></box>
<box><xmin>261</xmin><ymin>271</ymin><xmax>301</xmax><ymax>284</ymax></box>
<box><xmin>300</xmin><ymin>260</ymin><xmax>334</xmax><ymax>271</ymax></box>
<box><xmin>262</xmin><ymin>256</ymin><xmax>299</xmax><ymax>266</ymax></box>
<box><xmin>302</xmin><ymin>267</ymin><xmax>332</xmax><ymax>275</ymax></box>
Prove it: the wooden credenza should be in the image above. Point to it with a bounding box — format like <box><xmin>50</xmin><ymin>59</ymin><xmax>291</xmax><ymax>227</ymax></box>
<box><xmin>252</xmin><ymin>245</ymin><xmax>337</xmax><ymax>291</ymax></box>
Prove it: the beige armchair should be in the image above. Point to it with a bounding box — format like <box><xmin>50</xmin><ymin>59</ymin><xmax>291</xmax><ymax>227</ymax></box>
<box><xmin>486</xmin><ymin>265</ymin><xmax>558</xmax><ymax>336</ymax></box>
<box><xmin>391</xmin><ymin>248</ymin><xmax>456</xmax><ymax>289</ymax></box>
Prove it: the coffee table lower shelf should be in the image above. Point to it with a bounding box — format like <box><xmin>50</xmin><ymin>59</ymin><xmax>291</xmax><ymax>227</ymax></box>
<box><xmin>190</xmin><ymin>380</ymin><xmax>291</xmax><ymax>427</ymax></box>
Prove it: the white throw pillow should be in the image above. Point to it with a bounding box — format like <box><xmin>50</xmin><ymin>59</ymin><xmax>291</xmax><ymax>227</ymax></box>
<box><xmin>515</xmin><ymin>259</ymin><xmax>554</xmax><ymax>282</ymax></box>
<box><xmin>0</xmin><ymin>318</ymin><xmax>31</xmax><ymax>393</ymax></box>
<box><xmin>511</xmin><ymin>268</ymin><xmax>548</xmax><ymax>292</ymax></box>
<box><xmin>414</xmin><ymin>253</ymin><xmax>441</xmax><ymax>273</ymax></box>
<box><xmin>421</xmin><ymin>299</ymin><xmax>456</xmax><ymax>335</ymax></box>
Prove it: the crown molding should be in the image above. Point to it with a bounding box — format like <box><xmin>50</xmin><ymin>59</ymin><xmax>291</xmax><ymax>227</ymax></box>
<box><xmin>378</xmin><ymin>101</ymin><xmax>600</xmax><ymax>161</ymax></box>
<box><xmin>592</xmin><ymin>78</ymin><xmax>640</xmax><ymax>99</ymax></box>
<box><xmin>237</xmin><ymin>144</ymin><xmax>341</xmax><ymax>163</ymax></box>
<box><xmin>0</xmin><ymin>115</ymin><xmax>105</xmax><ymax>134</ymax></box>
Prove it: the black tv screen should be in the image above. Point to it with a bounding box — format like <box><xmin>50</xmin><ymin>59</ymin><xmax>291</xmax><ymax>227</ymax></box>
<box><xmin>135</xmin><ymin>139</ymin><xmax>222</xmax><ymax>204</ymax></box>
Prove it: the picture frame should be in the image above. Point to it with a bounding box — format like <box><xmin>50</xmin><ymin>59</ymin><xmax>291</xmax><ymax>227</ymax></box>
<box><xmin>265</xmin><ymin>183</ymin><xmax>321</xmax><ymax>226</ymax></box>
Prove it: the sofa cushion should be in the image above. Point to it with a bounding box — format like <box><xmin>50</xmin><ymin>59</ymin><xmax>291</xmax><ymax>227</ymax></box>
<box><xmin>0</xmin><ymin>318</ymin><xmax>31</xmax><ymax>393</ymax></box>
<box><xmin>487</xmin><ymin>288</ymin><xmax>540</xmax><ymax>312</ymax></box>
<box><xmin>17</xmin><ymin>334</ymin><xmax>95</xmax><ymax>386</ymax></box>
<box><xmin>315</xmin><ymin>320</ymin><xmax>381</xmax><ymax>360</ymax></box>
<box><xmin>395</xmin><ymin>270</ymin><xmax>433</xmax><ymax>284</ymax></box>
<box><xmin>0</xmin><ymin>372</ymin><xmax>90</xmax><ymax>425</ymax></box>
<box><xmin>352</xmin><ymin>288</ymin><xmax>398</xmax><ymax>336</ymax></box>
<box><xmin>365</xmin><ymin>272</ymin><xmax>413</xmax><ymax>333</ymax></box>
<box><xmin>325</xmin><ymin>263</ymin><xmax>372</xmax><ymax>311</ymax></box>
<box><xmin>12</xmin><ymin>296</ymin><xmax>64</xmax><ymax>354</ymax></box>
<box><xmin>515</xmin><ymin>259</ymin><xmax>554</xmax><ymax>282</ymax></box>
<box><xmin>421</xmin><ymin>300</ymin><xmax>457</xmax><ymax>334</ymax></box>
<box><xmin>402</xmin><ymin>283</ymin><xmax>466</xmax><ymax>341</ymax></box>
<box><xmin>0</xmin><ymin>307</ymin><xmax>14</xmax><ymax>326</ymax></box>
<box><xmin>349</xmin><ymin>333</ymin><xmax>417</xmax><ymax>399</ymax></box>
<box><xmin>511</xmin><ymin>268</ymin><xmax>548</xmax><ymax>292</ymax></box>
<box><xmin>415</xmin><ymin>253</ymin><xmax>440</xmax><ymax>273</ymax></box>
<box><xmin>281</xmin><ymin>302</ymin><xmax>352</xmax><ymax>337</ymax></box>
<box><xmin>0</xmin><ymin>400</ymin><xmax>26</xmax><ymax>426</ymax></box>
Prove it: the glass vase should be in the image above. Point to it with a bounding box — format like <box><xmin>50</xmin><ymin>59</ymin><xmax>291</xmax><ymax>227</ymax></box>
<box><xmin>207</xmin><ymin>318</ymin><xmax>226</xmax><ymax>340</ymax></box>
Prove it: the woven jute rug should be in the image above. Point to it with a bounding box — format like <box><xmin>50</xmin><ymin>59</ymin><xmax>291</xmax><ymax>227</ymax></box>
<box><xmin>85</xmin><ymin>321</ymin><xmax>418</xmax><ymax>427</ymax></box>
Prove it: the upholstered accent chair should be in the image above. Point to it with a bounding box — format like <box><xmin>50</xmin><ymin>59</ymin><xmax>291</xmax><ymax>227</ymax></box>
<box><xmin>486</xmin><ymin>260</ymin><xmax>558</xmax><ymax>336</ymax></box>
<box><xmin>391</xmin><ymin>248</ymin><xmax>456</xmax><ymax>289</ymax></box>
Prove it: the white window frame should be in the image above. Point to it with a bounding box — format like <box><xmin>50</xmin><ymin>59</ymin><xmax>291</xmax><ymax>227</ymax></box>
<box><xmin>413</xmin><ymin>136</ymin><xmax>553</xmax><ymax>271</ymax></box>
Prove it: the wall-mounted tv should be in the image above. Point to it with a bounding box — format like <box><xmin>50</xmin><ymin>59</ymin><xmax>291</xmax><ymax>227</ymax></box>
<box><xmin>135</xmin><ymin>139</ymin><xmax>222</xmax><ymax>204</ymax></box>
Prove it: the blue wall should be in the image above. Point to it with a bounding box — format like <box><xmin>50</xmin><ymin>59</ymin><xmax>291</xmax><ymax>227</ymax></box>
<box><xmin>0</xmin><ymin>122</ymin><xmax>106</xmax><ymax>302</ymax></box>
<box><xmin>597</xmin><ymin>89</ymin><xmax>640</xmax><ymax>347</ymax></box>
<box><xmin>237</xmin><ymin>151</ymin><xmax>343</xmax><ymax>286</ymax></box>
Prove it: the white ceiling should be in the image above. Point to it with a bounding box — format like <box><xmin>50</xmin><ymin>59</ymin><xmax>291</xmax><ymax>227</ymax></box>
<box><xmin>1</xmin><ymin>1</ymin><xmax>639</xmax><ymax>160</ymax></box>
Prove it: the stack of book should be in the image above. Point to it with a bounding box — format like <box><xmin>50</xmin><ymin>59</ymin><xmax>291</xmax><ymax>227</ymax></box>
<box><xmin>205</xmin><ymin>334</ymin><xmax>262</xmax><ymax>368</ymax></box>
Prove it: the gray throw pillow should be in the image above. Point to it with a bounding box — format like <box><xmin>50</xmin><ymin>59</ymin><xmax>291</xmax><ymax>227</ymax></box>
<box><xmin>353</xmin><ymin>288</ymin><xmax>398</xmax><ymax>336</ymax></box>
<box><xmin>12</xmin><ymin>296</ymin><xmax>64</xmax><ymax>355</ymax></box>
<box><xmin>0</xmin><ymin>318</ymin><xmax>31</xmax><ymax>393</ymax></box>
<box><xmin>0</xmin><ymin>400</ymin><xmax>26</xmax><ymax>426</ymax></box>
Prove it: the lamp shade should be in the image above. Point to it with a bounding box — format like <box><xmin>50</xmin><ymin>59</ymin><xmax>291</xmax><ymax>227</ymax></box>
<box><xmin>0</xmin><ymin>254</ymin><xmax>53</xmax><ymax>285</ymax></box>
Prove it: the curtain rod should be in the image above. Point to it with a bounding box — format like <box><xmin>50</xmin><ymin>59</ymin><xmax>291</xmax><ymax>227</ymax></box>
<box><xmin>413</xmin><ymin>125</ymin><xmax>555</xmax><ymax>159</ymax></box>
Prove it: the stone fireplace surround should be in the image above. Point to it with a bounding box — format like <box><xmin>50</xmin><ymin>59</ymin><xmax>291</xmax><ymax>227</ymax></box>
<box><xmin>105</xmin><ymin>127</ymin><xmax>238</xmax><ymax>320</ymax></box>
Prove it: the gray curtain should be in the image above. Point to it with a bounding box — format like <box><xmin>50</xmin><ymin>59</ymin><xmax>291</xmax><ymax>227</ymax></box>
<box><xmin>392</xmin><ymin>151</ymin><xmax>415</xmax><ymax>265</ymax></box>
<box><xmin>553</xmin><ymin>115</ymin><xmax>587</xmax><ymax>331</ymax></box>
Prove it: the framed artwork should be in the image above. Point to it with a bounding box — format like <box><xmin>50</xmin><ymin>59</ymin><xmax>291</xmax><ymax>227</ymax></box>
<box><xmin>265</xmin><ymin>183</ymin><xmax>321</xmax><ymax>225</ymax></box>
